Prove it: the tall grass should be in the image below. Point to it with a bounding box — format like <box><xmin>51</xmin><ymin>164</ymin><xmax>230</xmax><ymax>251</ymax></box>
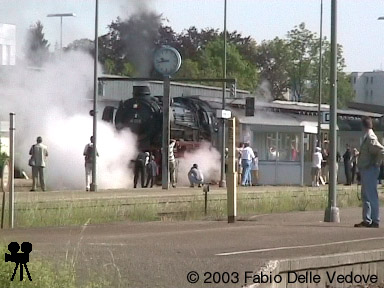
<box><xmin>0</xmin><ymin>245</ymin><xmax>112</xmax><ymax>288</ymax></box>
<box><xmin>0</xmin><ymin>187</ymin><xmax>377</xmax><ymax>228</ymax></box>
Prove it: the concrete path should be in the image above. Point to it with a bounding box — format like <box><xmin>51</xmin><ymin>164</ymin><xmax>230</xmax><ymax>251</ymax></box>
<box><xmin>0</xmin><ymin>207</ymin><xmax>383</xmax><ymax>288</ymax></box>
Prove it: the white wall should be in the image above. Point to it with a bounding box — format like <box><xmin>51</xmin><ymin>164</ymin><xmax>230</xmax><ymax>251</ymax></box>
<box><xmin>351</xmin><ymin>71</ymin><xmax>384</xmax><ymax>105</ymax></box>
<box><xmin>0</xmin><ymin>24</ymin><xmax>15</xmax><ymax>66</ymax></box>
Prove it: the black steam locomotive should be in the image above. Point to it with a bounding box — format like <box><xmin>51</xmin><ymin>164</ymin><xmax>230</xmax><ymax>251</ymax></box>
<box><xmin>102</xmin><ymin>86</ymin><xmax>219</xmax><ymax>153</ymax></box>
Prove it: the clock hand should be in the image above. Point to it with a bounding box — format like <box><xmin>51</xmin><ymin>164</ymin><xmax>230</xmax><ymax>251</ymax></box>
<box><xmin>157</xmin><ymin>59</ymin><xmax>170</xmax><ymax>63</ymax></box>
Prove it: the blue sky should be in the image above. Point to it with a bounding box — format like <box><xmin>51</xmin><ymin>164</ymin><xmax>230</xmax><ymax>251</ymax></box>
<box><xmin>1</xmin><ymin>0</ymin><xmax>384</xmax><ymax>72</ymax></box>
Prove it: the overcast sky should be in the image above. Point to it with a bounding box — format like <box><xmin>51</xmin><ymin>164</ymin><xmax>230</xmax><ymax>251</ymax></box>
<box><xmin>1</xmin><ymin>0</ymin><xmax>384</xmax><ymax>72</ymax></box>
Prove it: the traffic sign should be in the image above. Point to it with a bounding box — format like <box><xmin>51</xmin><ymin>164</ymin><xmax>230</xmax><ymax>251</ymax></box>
<box><xmin>322</xmin><ymin>112</ymin><xmax>330</xmax><ymax>124</ymax></box>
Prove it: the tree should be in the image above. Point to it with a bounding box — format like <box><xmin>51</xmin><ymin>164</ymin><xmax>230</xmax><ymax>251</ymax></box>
<box><xmin>254</xmin><ymin>37</ymin><xmax>291</xmax><ymax>99</ymax></box>
<box><xmin>64</xmin><ymin>38</ymin><xmax>93</xmax><ymax>55</ymax></box>
<box><xmin>197</xmin><ymin>38</ymin><xmax>259</xmax><ymax>91</ymax></box>
<box><xmin>25</xmin><ymin>21</ymin><xmax>50</xmax><ymax>67</ymax></box>
<box><xmin>101</xmin><ymin>13</ymin><xmax>162</xmax><ymax>77</ymax></box>
<box><xmin>286</xmin><ymin>23</ymin><xmax>318</xmax><ymax>101</ymax></box>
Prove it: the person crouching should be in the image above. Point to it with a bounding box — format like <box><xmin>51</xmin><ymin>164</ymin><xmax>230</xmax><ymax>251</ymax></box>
<box><xmin>188</xmin><ymin>164</ymin><xmax>204</xmax><ymax>188</ymax></box>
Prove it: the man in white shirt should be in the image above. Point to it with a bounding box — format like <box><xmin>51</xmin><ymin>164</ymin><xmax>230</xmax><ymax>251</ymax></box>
<box><xmin>169</xmin><ymin>139</ymin><xmax>177</xmax><ymax>188</ymax></box>
<box><xmin>312</xmin><ymin>147</ymin><xmax>323</xmax><ymax>187</ymax></box>
<box><xmin>188</xmin><ymin>164</ymin><xmax>204</xmax><ymax>188</ymax></box>
<box><xmin>29</xmin><ymin>136</ymin><xmax>48</xmax><ymax>191</ymax></box>
<box><xmin>241</xmin><ymin>142</ymin><xmax>255</xmax><ymax>186</ymax></box>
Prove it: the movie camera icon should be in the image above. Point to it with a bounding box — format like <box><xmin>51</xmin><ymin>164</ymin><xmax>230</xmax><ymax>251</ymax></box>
<box><xmin>5</xmin><ymin>242</ymin><xmax>32</xmax><ymax>281</ymax></box>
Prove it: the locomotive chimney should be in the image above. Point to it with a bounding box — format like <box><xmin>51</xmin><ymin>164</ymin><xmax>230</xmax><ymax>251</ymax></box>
<box><xmin>133</xmin><ymin>85</ymin><xmax>151</xmax><ymax>98</ymax></box>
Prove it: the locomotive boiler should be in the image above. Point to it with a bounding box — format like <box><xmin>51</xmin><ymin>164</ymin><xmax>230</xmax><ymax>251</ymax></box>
<box><xmin>102</xmin><ymin>85</ymin><xmax>219</xmax><ymax>153</ymax></box>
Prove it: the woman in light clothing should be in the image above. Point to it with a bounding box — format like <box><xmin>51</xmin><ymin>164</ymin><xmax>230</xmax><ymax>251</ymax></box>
<box><xmin>251</xmin><ymin>151</ymin><xmax>259</xmax><ymax>186</ymax></box>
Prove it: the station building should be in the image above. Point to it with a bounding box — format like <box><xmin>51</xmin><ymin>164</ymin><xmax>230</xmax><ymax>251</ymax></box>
<box><xmin>100</xmin><ymin>77</ymin><xmax>383</xmax><ymax>186</ymax></box>
<box><xmin>0</xmin><ymin>23</ymin><xmax>16</xmax><ymax>155</ymax></box>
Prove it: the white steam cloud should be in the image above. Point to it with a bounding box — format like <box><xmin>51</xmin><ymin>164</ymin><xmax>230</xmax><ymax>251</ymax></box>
<box><xmin>0</xmin><ymin>51</ymin><xmax>137</xmax><ymax>190</ymax></box>
<box><xmin>177</xmin><ymin>142</ymin><xmax>221</xmax><ymax>186</ymax></box>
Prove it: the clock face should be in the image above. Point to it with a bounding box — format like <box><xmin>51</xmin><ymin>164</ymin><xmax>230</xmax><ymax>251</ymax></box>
<box><xmin>154</xmin><ymin>47</ymin><xmax>181</xmax><ymax>76</ymax></box>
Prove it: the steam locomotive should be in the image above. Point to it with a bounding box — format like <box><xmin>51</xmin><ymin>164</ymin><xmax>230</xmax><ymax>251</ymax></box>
<box><xmin>102</xmin><ymin>86</ymin><xmax>220</xmax><ymax>154</ymax></box>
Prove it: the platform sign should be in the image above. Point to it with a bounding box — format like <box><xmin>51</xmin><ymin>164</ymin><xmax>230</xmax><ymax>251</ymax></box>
<box><xmin>216</xmin><ymin>109</ymin><xmax>232</xmax><ymax>119</ymax></box>
<box><xmin>322</xmin><ymin>112</ymin><xmax>330</xmax><ymax>124</ymax></box>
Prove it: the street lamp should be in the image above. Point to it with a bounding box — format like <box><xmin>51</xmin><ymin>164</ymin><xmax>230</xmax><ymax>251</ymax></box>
<box><xmin>317</xmin><ymin>0</ymin><xmax>323</xmax><ymax>147</ymax></box>
<box><xmin>91</xmin><ymin>0</ymin><xmax>99</xmax><ymax>192</ymax></box>
<box><xmin>378</xmin><ymin>16</ymin><xmax>384</xmax><ymax>20</ymax></box>
<box><xmin>47</xmin><ymin>13</ymin><xmax>76</xmax><ymax>49</ymax></box>
<box><xmin>219</xmin><ymin>0</ymin><xmax>227</xmax><ymax>188</ymax></box>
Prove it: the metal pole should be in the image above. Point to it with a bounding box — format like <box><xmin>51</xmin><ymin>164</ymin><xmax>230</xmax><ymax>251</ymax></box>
<box><xmin>162</xmin><ymin>76</ymin><xmax>171</xmax><ymax>189</ymax></box>
<box><xmin>317</xmin><ymin>0</ymin><xmax>323</xmax><ymax>147</ymax></box>
<box><xmin>9</xmin><ymin>113</ymin><xmax>15</xmax><ymax>228</ymax></box>
<box><xmin>219</xmin><ymin>0</ymin><xmax>227</xmax><ymax>188</ymax></box>
<box><xmin>227</xmin><ymin>117</ymin><xmax>236</xmax><ymax>223</ymax></box>
<box><xmin>60</xmin><ymin>16</ymin><xmax>63</xmax><ymax>49</ymax></box>
<box><xmin>91</xmin><ymin>0</ymin><xmax>98</xmax><ymax>192</ymax></box>
<box><xmin>324</xmin><ymin>0</ymin><xmax>340</xmax><ymax>223</ymax></box>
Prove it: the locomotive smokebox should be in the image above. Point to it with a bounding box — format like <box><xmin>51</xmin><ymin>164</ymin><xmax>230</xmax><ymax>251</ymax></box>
<box><xmin>133</xmin><ymin>85</ymin><xmax>151</xmax><ymax>98</ymax></box>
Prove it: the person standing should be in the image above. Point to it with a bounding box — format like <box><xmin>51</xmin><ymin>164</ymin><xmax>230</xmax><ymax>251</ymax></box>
<box><xmin>133</xmin><ymin>151</ymin><xmax>148</xmax><ymax>188</ymax></box>
<box><xmin>321</xmin><ymin>145</ymin><xmax>329</xmax><ymax>184</ymax></box>
<box><xmin>169</xmin><ymin>139</ymin><xmax>177</xmax><ymax>188</ymax></box>
<box><xmin>355</xmin><ymin>116</ymin><xmax>384</xmax><ymax>228</ymax></box>
<box><xmin>188</xmin><ymin>164</ymin><xmax>204</xmax><ymax>188</ymax></box>
<box><xmin>241</xmin><ymin>143</ymin><xmax>255</xmax><ymax>186</ymax></box>
<box><xmin>145</xmin><ymin>155</ymin><xmax>158</xmax><ymax>188</ymax></box>
<box><xmin>83</xmin><ymin>136</ymin><xmax>99</xmax><ymax>191</ymax></box>
<box><xmin>351</xmin><ymin>148</ymin><xmax>359</xmax><ymax>184</ymax></box>
<box><xmin>311</xmin><ymin>147</ymin><xmax>323</xmax><ymax>187</ymax></box>
<box><xmin>251</xmin><ymin>150</ymin><xmax>259</xmax><ymax>186</ymax></box>
<box><xmin>236</xmin><ymin>143</ymin><xmax>244</xmax><ymax>185</ymax></box>
<box><xmin>343</xmin><ymin>144</ymin><xmax>352</xmax><ymax>185</ymax></box>
<box><xmin>29</xmin><ymin>136</ymin><xmax>48</xmax><ymax>191</ymax></box>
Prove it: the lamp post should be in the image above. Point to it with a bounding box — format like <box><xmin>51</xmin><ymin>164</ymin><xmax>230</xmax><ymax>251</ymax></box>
<box><xmin>317</xmin><ymin>0</ymin><xmax>323</xmax><ymax>147</ymax></box>
<box><xmin>47</xmin><ymin>13</ymin><xmax>76</xmax><ymax>49</ymax></box>
<box><xmin>219</xmin><ymin>0</ymin><xmax>227</xmax><ymax>188</ymax></box>
<box><xmin>90</xmin><ymin>0</ymin><xmax>99</xmax><ymax>192</ymax></box>
<box><xmin>324</xmin><ymin>0</ymin><xmax>340</xmax><ymax>223</ymax></box>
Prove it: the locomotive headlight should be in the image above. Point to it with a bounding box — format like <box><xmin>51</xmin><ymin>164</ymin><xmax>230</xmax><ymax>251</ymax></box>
<box><xmin>133</xmin><ymin>103</ymin><xmax>138</xmax><ymax>109</ymax></box>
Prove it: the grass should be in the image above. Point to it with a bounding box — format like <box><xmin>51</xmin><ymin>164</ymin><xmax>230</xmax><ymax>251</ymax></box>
<box><xmin>0</xmin><ymin>245</ymin><xmax>113</xmax><ymax>288</ymax></box>
<box><xmin>0</xmin><ymin>187</ymin><xmax>381</xmax><ymax>228</ymax></box>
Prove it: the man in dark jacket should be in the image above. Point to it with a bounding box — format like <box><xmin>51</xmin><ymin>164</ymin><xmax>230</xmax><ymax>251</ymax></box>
<box><xmin>134</xmin><ymin>151</ymin><xmax>149</xmax><ymax>188</ymax></box>
<box><xmin>343</xmin><ymin>144</ymin><xmax>352</xmax><ymax>185</ymax></box>
<box><xmin>145</xmin><ymin>155</ymin><xmax>158</xmax><ymax>188</ymax></box>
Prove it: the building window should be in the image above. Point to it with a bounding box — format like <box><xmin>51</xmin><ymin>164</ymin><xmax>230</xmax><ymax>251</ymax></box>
<box><xmin>6</xmin><ymin>45</ymin><xmax>10</xmax><ymax>65</ymax></box>
<box><xmin>277</xmin><ymin>132</ymin><xmax>300</xmax><ymax>161</ymax></box>
<box><xmin>253</xmin><ymin>132</ymin><xmax>300</xmax><ymax>162</ymax></box>
<box><xmin>366</xmin><ymin>77</ymin><xmax>369</xmax><ymax>84</ymax></box>
<box><xmin>371</xmin><ymin>90</ymin><xmax>373</xmax><ymax>97</ymax></box>
<box><xmin>353</xmin><ymin>77</ymin><xmax>356</xmax><ymax>84</ymax></box>
<box><xmin>371</xmin><ymin>77</ymin><xmax>373</xmax><ymax>84</ymax></box>
<box><xmin>98</xmin><ymin>82</ymin><xmax>104</xmax><ymax>96</ymax></box>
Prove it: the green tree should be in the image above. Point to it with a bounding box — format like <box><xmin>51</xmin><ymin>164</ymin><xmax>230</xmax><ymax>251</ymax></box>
<box><xmin>254</xmin><ymin>37</ymin><xmax>291</xmax><ymax>99</ymax></box>
<box><xmin>25</xmin><ymin>21</ymin><xmax>50</xmax><ymax>67</ymax></box>
<box><xmin>197</xmin><ymin>38</ymin><xmax>258</xmax><ymax>91</ymax></box>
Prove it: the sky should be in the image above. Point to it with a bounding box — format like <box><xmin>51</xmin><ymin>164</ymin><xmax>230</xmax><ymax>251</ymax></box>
<box><xmin>0</xmin><ymin>0</ymin><xmax>384</xmax><ymax>72</ymax></box>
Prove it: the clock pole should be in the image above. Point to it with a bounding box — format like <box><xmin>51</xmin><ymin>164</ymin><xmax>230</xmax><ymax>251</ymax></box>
<box><xmin>162</xmin><ymin>76</ymin><xmax>171</xmax><ymax>189</ymax></box>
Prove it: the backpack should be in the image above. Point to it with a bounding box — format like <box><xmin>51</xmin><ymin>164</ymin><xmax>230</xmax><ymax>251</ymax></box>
<box><xmin>85</xmin><ymin>145</ymin><xmax>93</xmax><ymax>162</ymax></box>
